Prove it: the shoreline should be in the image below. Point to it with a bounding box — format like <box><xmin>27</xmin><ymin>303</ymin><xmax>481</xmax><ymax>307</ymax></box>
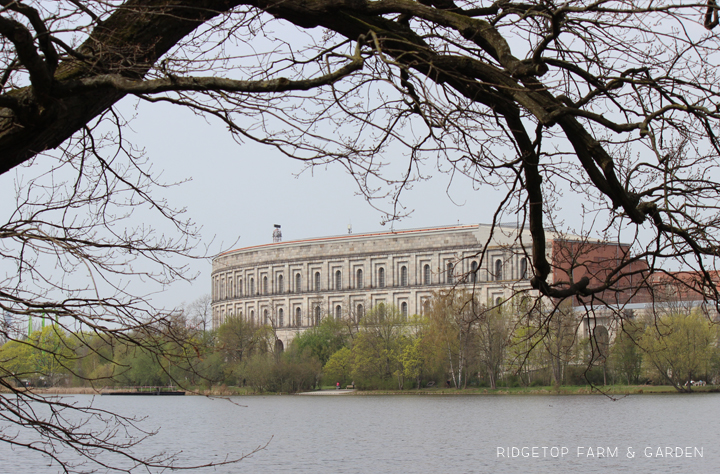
<box><xmin>3</xmin><ymin>384</ymin><xmax>719</xmax><ymax>397</ymax></box>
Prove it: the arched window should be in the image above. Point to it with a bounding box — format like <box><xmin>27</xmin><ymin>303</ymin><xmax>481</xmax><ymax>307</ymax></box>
<box><xmin>423</xmin><ymin>264</ymin><xmax>431</xmax><ymax>285</ymax></box>
<box><xmin>295</xmin><ymin>307</ymin><xmax>302</xmax><ymax>327</ymax></box>
<box><xmin>214</xmin><ymin>280</ymin><xmax>218</xmax><ymax>300</ymax></box>
<box><xmin>239</xmin><ymin>310</ymin><xmax>243</xmax><ymax>319</ymax></box>
<box><xmin>447</xmin><ymin>262</ymin><xmax>454</xmax><ymax>284</ymax></box>
<box><xmin>495</xmin><ymin>259</ymin><xmax>503</xmax><ymax>281</ymax></box>
<box><xmin>296</xmin><ymin>273</ymin><xmax>302</xmax><ymax>293</ymax></box>
<box><xmin>250</xmin><ymin>310</ymin><xmax>255</xmax><ymax>325</ymax></box>
<box><xmin>228</xmin><ymin>279</ymin><xmax>234</xmax><ymax>298</ymax></box>
<box><xmin>238</xmin><ymin>277</ymin><xmax>243</xmax><ymax>296</ymax></box>
<box><xmin>356</xmin><ymin>304</ymin><xmax>364</xmax><ymax>322</ymax></box>
<box><xmin>470</xmin><ymin>261</ymin><xmax>478</xmax><ymax>283</ymax></box>
<box><xmin>520</xmin><ymin>257</ymin><xmax>528</xmax><ymax>279</ymax></box>
<box><xmin>315</xmin><ymin>306</ymin><xmax>321</xmax><ymax>326</ymax></box>
<box><xmin>249</xmin><ymin>278</ymin><xmax>255</xmax><ymax>295</ymax></box>
<box><xmin>279</xmin><ymin>308</ymin><xmax>284</xmax><ymax>327</ymax></box>
<box><xmin>400</xmin><ymin>266</ymin><xmax>408</xmax><ymax>286</ymax></box>
<box><xmin>278</xmin><ymin>275</ymin><xmax>284</xmax><ymax>293</ymax></box>
<box><xmin>356</xmin><ymin>268</ymin><xmax>363</xmax><ymax>289</ymax></box>
<box><xmin>335</xmin><ymin>304</ymin><xmax>342</xmax><ymax>320</ymax></box>
<box><xmin>335</xmin><ymin>270</ymin><xmax>342</xmax><ymax>290</ymax></box>
<box><xmin>422</xmin><ymin>300</ymin><xmax>430</xmax><ymax>315</ymax></box>
<box><xmin>401</xmin><ymin>302</ymin><xmax>408</xmax><ymax>319</ymax></box>
<box><xmin>263</xmin><ymin>309</ymin><xmax>268</xmax><ymax>325</ymax></box>
<box><xmin>315</xmin><ymin>272</ymin><xmax>321</xmax><ymax>291</ymax></box>
<box><xmin>263</xmin><ymin>276</ymin><xmax>268</xmax><ymax>294</ymax></box>
<box><xmin>495</xmin><ymin>296</ymin><xmax>503</xmax><ymax>306</ymax></box>
<box><xmin>220</xmin><ymin>279</ymin><xmax>225</xmax><ymax>299</ymax></box>
<box><xmin>378</xmin><ymin>267</ymin><xmax>385</xmax><ymax>288</ymax></box>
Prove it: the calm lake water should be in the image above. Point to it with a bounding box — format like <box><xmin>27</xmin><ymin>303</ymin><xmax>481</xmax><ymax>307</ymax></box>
<box><xmin>1</xmin><ymin>392</ymin><xmax>717</xmax><ymax>473</ymax></box>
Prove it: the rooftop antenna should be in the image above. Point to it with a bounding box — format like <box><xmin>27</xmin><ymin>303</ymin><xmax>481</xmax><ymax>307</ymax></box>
<box><xmin>272</xmin><ymin>224</ymin><xmax>282</xmax><ymax>243</ymax></box>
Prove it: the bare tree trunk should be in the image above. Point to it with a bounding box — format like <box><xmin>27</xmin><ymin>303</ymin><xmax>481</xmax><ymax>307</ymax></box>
<box><xmin>446</xmin><ymin>343</ymin><xmax>456</xmax><ymax>388</ymax></box>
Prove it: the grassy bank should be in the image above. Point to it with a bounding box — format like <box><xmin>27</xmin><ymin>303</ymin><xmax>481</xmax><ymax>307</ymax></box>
<box><xmin>344</xmin><ymin>384</ymin><xmax>720</xmax><ymax>396</ymax></box>
<box><xmin>4</xmin><ymin>384</ymin><xmax>719</xmax><ymax>396</ymax></box>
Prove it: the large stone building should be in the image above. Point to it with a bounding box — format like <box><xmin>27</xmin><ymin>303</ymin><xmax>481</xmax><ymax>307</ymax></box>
<box><xmin>210</xmin><ymin>223</ymin><xmax>669</xmax><ymax>346</ymax></box>
<box><xmin>211</xmin><ymin>224</ymin><xmax>546</xmax><ymax>345</ymax></box>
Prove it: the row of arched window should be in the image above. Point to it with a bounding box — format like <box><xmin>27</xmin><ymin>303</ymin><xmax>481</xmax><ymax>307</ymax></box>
<box><xmin>449</xmin><ymin>257</ymin><xmax>528</xmax><ymax>283</ymax></box>
<box><xmin>213</xmin><ymin>257</ymin><xmax>528</xmax><ymax>300</ymax></box>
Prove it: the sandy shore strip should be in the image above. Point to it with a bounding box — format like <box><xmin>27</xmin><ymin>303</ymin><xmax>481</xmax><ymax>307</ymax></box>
<box><xmin>297</xmin><ymin>389</ymin><xmax>357</xmax><ymax>395</ymax></box>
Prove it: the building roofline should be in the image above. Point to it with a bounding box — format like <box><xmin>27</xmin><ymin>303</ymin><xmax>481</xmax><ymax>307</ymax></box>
<box><xmin>215</xmin><ymin>223</ymin><xmax>490</xmax><ymax>259</ymax></box>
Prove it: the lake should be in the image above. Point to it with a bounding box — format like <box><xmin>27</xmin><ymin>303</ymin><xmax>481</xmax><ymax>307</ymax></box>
<box><xmin>1</xmin><ymin>392</ymin><xmax>717</xmax><ymax>473</ymax></box>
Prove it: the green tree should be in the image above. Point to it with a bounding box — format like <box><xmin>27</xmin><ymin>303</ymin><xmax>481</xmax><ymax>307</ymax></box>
<box><xmin>641</xmin><ymin>311</ymin><xmax>717</xmax><ymax>392</ymax></box>
<box><xmin>30</xmin><ymin>325</ymin><xmax>75</xmax><ymax>386</ymax></box>
<box><xmin>242</xmin><ymin>347</ymin><xmax>321</xmax><ymax>393</ymax></box>
<box><xmin>477</xmin><ymin>305</ymin><xmax>511</xmax><ymax>389</ymax></box>
<box><xmin>507</xmin><ymin>309</ymin><xmax>548</xmax><ymax>387</ymax></box>
<box><xmin>350</xmin><ymin>304</ymin><xmax>408</xmax><ymax>389</ymax></box>
<box><xmin>427</xmin><ymin>291</ymin><xmax>481</xmax><ymax>389</ymax></box>
<box><xmin>292</xmin><ymin>316</ymin><xmax>350</xmax><ymax>366</ymax></box>
<box><xmin>0</xmin><ymin>339</ymin><xmax>33</xmax><ymax>384</ymax></box>
<box><xmin>400</xmin><ymin>338</ymin><xmax>425</xmax><ymax>390</ymax></box>
<box><xmin>608</xmin><ymin>322</ymin><xmax>643</xmax><ymax>385</ymax></box>
<box><xmin>217</xmin><ymin>317</ymin><xmax>262</xmax><ymax>364</ymax></box>
<box><xmin>69</xmin><ymin>332</ymin><xmax>120</xmax><ymax>387</ymax></box>
<box><xmin>116</xmin><ymin>345</ymin><xmax>168</xmax><ymax>386</ymax></box>
<box><xmin>541</xmin><ymin>302</ymin><xmax>579</xmax><ymax>387</ymax></box>
<box><xmin>323</xmin><ymin>347</ymin><xmax>353</xmax><ymax>387</ymax></box>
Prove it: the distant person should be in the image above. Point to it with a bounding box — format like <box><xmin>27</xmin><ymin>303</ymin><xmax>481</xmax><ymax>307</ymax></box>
<box><xmin>336</xmin><ymin>382</ymin><xmax>340</xmax><ymax>390</ymax></box>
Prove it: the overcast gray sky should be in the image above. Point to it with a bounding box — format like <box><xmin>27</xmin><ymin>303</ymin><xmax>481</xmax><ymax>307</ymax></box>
<box><xmin>0</xmin><ymin>93</ymin><xmax>583</xmax><ymax>315</ymax></box>
<box><xmin>125</xmin><ymin>98</ymin><xmax>513</xmax><ymax>310</ymax></box>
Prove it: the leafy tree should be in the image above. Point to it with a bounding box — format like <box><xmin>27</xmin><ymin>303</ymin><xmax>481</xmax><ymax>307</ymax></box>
<box><xmin>242</xmin><ymin>347</ymin><xmax>321</xmax><ymax>393</ymax></box>
<box><xmin>608</xmin><ymin>322</ymin><xmax>644</xmax><ymax>385</ymax></box>
<box><xmin>0</xmin><ymin>338</ymin><xmax>33</xmax><ymax>383</ymax></box>
<box><xmin>399</xmin><ymin>314</ymin><xmax>443</xmax><ymax>389</ymax></box>
<box><xmin>69</xmin><ymin>332</ymin><xmax>119</xmax><ymax>387</ymax></box>
<box><xmin>427</xmin><ymin>291</ymin><xmax>481</xmax><ymax>389</ymax></box>
<box><xmin>400</xmin><ymin>338</ymin><xmax>426</xmax><ymax>390</ymax></box>
<box><xmin>477</xmin><ymin>305</ymin><xmax>511</xmax><ymax>389</ymax></box>
<box><xmin>0</xmin><ymin>326</ymin><xmax>75</xmax><ymax>387</ymax></box>
<box><xmin>292</xmin><ymin>316</ymin><xmax>350</xmax><ymax>366</ymax></box>
<box><xmin>507</xmin><ymin>302</ymin><xmax>548</xmax><ymax>387</ymax></box>
<box><xmin>323</xmin><ymin>346</ymin><xmax>353</xmax><ymax>388</ymax></box>
<box><xmin>540</xmin><ymin>302</ymin><xmax>580</xmax><ymax>387</ymax></box>
<box><xmin>30</xmin><ymin>325</ymin><xmax>75</xmax><ymax>386</ymax></box>
<box><xmin>217</xmin><ymin>316</ymin><xmax>263</xmax><ymax>364</ymax></box>
<box><xmin>116</xmin><ymin>344</ymin><xmax>168</xmax><ymax>386</ymax></box>
<box><xmin>351</xmin><ymin>304</ymin><xmax>408</xmax><ymax>389</ymax></box>
<box><xmin>641</xmin><ymin>311</ymin><xmax>718</xmax><ymax>392</ymax></box>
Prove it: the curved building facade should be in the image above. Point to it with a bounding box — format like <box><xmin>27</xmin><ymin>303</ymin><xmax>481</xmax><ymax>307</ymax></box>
<box><xmin>211</xmin><ymin>224</ymin><xmax>535</xmax><ymax>345</ymax></box>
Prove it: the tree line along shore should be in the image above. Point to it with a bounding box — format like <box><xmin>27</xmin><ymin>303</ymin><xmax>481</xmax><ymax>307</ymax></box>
<box><xmin>2</xmin><ymin>292</ymin><xmax>719</xmax><ymax>395</ymax></box>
